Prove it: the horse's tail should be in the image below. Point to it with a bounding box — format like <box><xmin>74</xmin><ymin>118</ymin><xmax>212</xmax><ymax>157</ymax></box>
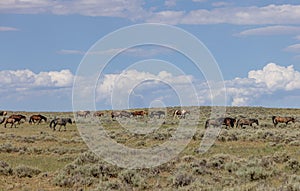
<box><xmin>173</xmin><ymin>110</ymin><xmax>178</xmax><ymax>119</ymax></box>
<box><xmin>0</xmin><ymin>117</ymin><xmax>6</xmax><ymax>124</ymax></box>
<box><xmin>205</xmin><ymin>119</ymin><xmax>209</xmax><ymax>129</ymax></box>
<box><xmin>29</xmin><ymin>117</ymin><xmax>32</xmax><ymax>124</ymax></box>
<box><xmin>49</xmin><ymin>119</ymin><xmax>56</xmax><ymax>128</ymax></box>
<box><xmin>272</xmin><ymin>116</ymin><xmax>276</xmax><ymax>124</ymax></box>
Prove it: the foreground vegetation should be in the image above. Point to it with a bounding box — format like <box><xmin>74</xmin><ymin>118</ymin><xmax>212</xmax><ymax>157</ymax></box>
<box><xmin>0</xmin><ymin>106</ymin><xmax>299</xmax><ymax>190</ymax></box>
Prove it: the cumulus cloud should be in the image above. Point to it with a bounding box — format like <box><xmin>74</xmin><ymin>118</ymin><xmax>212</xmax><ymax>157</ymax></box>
<box><xmin>248</xmin><ymin>63</ymin><xmax>300</xmax><ymax>91</ymax></box>
<box><xmin>0</xmin><ymin>69</ymin><xmax>74</xmax><ymax>90</ymax></box>
<box><xmin>96</xmin><ymin>69</ymin><xmax>198</xmax><ymax>108</ymax></box>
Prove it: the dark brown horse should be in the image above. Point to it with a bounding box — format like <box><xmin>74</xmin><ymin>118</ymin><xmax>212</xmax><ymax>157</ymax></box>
<box><xmin>29</xmin><ymin>114</ymin><xmax>47</xmax><ymax>124</ymax></box>
<box><xmin>236</xmin><ymin>118</ymin><xmax>259</xmax><ymax>128</ymax></box>
<box><xmin>8</xmin><ymin>114</ymin><xmax>26</xmax><ymax>125</ymax></box>
<box><xmin>272</xmin><ymin>116</ymin><xmax>295</xmax><ymax>127</ymax></box>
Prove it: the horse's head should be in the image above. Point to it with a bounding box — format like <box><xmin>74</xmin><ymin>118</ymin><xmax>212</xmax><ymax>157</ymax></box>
<box><xmin>68</xmin><ymin>118</ymin><xmax>72</xmax><ymax>124</ymax></box>
<box><xmin>291</xmin><ymin>117</ymin><xmax>295</xmax><ymax>123</ymax></box>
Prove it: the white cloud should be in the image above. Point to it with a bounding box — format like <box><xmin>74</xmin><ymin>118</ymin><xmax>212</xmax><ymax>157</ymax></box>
<box><xmin>0</xmin><ymin>26</ymin><xmax>19</xmax><ymax>31</ymax></box>
<box><xmin>164</xmin><ymin>0</ymin><xmax>177</xmax><ymax>7</ymax></box>
<box><xmin>212</xmin><ymin>2</ymin><xmax>232</xmax><ymax>7</ymax></box>
<box><xmin>0</xmin><ymin>69</ymin><xmax>74</xmax><ymax>90</ymax></box>
<box><xmin>284</xmin><ymin>44</ymin><xmax>300</xmax><ymax>53</ymax></box>
<box><xmin>3</xmin><ymin>1</ymin><xmax>300</xmax><ymax>26</ymax></box>
<box><xmin>58</xmin><ymin>46</ymin><xmax>173</xmax><ymax>57</ymax></box>
<box><xmin>0</xmin><ymin>0</ymin><xmax>147</xmax><ymax>20</ymax></box>
<box><xmin>96</xmin><ymin>69</ymin><xmax>197</xmax><ymax>108</ymax></box>
<box><xmin>238</xmin><ymin>25</ymin><xmax>300</xmax><ymax>36</ymax></box>
<box><xmin>248</xmin><ymin>63</ymin><xmax>300</xmax><ymax>91</ymax></box>
<box><xmin>148</xmin><ymin>4</ymin><xmax>300</xmax><ymax>25</ymax></box>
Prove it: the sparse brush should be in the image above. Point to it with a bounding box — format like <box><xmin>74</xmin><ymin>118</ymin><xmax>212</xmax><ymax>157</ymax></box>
<box><xmin>14</xmin><ymin>165</ymin><xmax>41</xmax><ymax>178</ymax></box>
<box><xmin>0</xmin><ymin>160</ymin><xmax>13</xmax><ymax>176</ymax></box>
<box><xmin>172</xmin><ymin>172</ymin><xmax>194</xmax><ymax>188</ymax></box>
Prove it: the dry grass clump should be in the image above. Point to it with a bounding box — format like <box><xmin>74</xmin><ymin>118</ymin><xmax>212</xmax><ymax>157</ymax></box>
<box><xmin>14</xmin><ymin>165</ymin><xmax>41</xmax><ymax>178</ymax></box>
<box><xmin>0</xmin><ymin>160</ymin><xmax>13</xmax><ymax>176</ymax></box>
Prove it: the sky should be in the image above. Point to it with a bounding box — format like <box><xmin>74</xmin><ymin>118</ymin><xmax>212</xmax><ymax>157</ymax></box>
<box><xmin>1</xmin><ymin>0</ymin><xmax>300</xmax><ymax>111</ymax></box>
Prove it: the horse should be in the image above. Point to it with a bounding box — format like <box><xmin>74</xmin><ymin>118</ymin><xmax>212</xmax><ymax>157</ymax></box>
<box><xmin>29</xmin><ymin>114</ymin><xmax>47</xmax><ymax>125</ymax></box>
<box><xmin>236</xmin><ymin>118</ymin><xmax>259</xmax><ymax>128</ymax></box>
<box><xmin>0</xmin><ymin>111</ymin><xmax>7</xmax><ymax>116</ymax></box>
<box><xmin>272</xmin><ymin>116</ymin><xmax>295</xmax><ymax>127</ymax></box>
<box><xmin>49</xmin><ymin>118</ymin><xmax>72</xmax><ymax>131</ymax></box>
<box><xmin>8</xmin><ymin>114</ymin><xmax>26</xmax><ymax>125</ymax></box>
<box><xmin>111</xmin><ymin>111</ymin><xmax>131</xmax><ymax>119</ymax></box>
<box><xmin>1</xmin><ymin>117</ymin><xmax>18</xmax><ymax>128</ymax></box>
<box><xmin>173</xmin><ymin>109</ymin><xmax>190</xmax><ymax>119</ymax></box>
<box><xmin>131</xmin><ymin>110</ymin><xmax>148</xmax><ymax>118</ymax></box>
<box><xmin>76</xmin><ymin>111</ymin><xmax>90</xmax><ymax>118</ymax></box>
<box><xmin>149</xmin><ymin>111</ymin><xmax>165</xmax><ymax>118</ymax></box>
<box><xmin>205</xmin><ymin>117</ymin><xmax>236</xmax><ymax>129</ymax></box>
<box><xmin>223</xmin><ymin>117</ymin><xmax>236</xmax><ymax>128</ymax></box>
<box><xmin>93</xmin><ymin>111</ymin><xmax>104</xmax><ymax>117</ymax></box>
<box><xmin>205</xmin><ymin>117</ymin><xmax>224</xmax><ymax>129</ymax></box>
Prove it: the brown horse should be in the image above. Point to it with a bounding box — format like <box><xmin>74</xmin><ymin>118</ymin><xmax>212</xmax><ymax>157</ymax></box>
<box><xmin>93</xmin><ymin>111</ymin><xmax>104</xmax><ymax>117</ymax></box>
<box><xmin>1</xmin><ymin>117</ymin><xmax>18</xmax><ymax>128</ymax></box>
<box><xmin>29</xmin><ymin>114</ymin><xmax>47</xmax><ymax>124</ymax></box>
<box><xmin>173</xmin><ymin>109</ymin><xmax>190</xmax><ymax>119</ymax></box>
<box><xmin>236</xmin><ymin>118</ymin><xmax>259</xmax><ymax>128</ymax></box>
<box><xmin>8</xmin><ymin>114</ymin><xmax>26</xmax><ymax>125</ymax></box>
<box><xmin>131</xmin><ymin>110</ymin><xmax>148</xmax><ymax>117</ymax></box>
<box><xmin>272</xmin><ymin>116</ymin><xmax>295</xmax><ymax>127</ymax></box>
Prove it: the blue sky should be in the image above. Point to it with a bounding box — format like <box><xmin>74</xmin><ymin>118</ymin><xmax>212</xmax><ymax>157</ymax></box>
<box><xmin>1</xmin><ymin>0</ymin><xmax>300</xmax><ymax>111</ymax></box>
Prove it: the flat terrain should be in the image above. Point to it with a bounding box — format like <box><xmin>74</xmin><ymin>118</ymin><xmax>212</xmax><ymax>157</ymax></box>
<box><xmin>0</xmin><ymin>106</ymin><xmax>299</xmax><ymax>190</ymax></box>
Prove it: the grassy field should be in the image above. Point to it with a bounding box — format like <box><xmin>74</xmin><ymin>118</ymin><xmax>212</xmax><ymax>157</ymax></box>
<box><xmin>0</xmin><ymin>106</ymin><xmax>299</xmax><ymax>191</ymax></box>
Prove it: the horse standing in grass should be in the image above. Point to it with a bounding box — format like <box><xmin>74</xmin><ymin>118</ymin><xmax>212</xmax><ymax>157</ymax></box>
<box><xmin>150</xmin><ymin>111</ymin><xmax>165</xmax><ymax>118</ymax></box>
<box><xmin>93</xmin><ymin>111</ymin><xmax>104</xmax><ymax>117</ymax></box>
<box><xmin>131</xmin><ymin>110</ymin><xmax>148</xmax><ymax>118</ymax></box>
<box><xmin>0</xmin><ymin>111</ymin><xmax>7</xmax><ymax>116</ymax></box>
<box><xmin>173</xmin><ymin>109</ymin><xmax>190</xmax><ymax>119</ymax></box>
<box><xmin>205</xmin><ymin>117</ymin><xmax>236</xmax><ymax>129</ymax></box>
<box><xmin>0</xmin><ymin>117</ymin><xmax>18</xmax><ymax>128</ymax></box>
<box><xmin>236</xmin><ymin>118</ymin><xmax>259</xmax><ymax>128</ymax></box>
<box><xmin>49</xmin><ymin>118</ymin><xmax>72</xmax><ymax>131</ymax></box>
<box><xmin>8</xmin><ymin>114</ymin><xmax>26</xmax><ymax>125</ymax></box>
<box><xmin>76</xmin><ymin>111</ymin><xmax>90</xmax><ymax>118</ymax></box>
<box><xmin>29</xmin><ymin>114</ymin><xmax>47</xmax><ymax>125</ymax></box>
<box><xmin>272</xmin><ymin>116</ymin><xmax>295</xmax><ymax>127</ymax></box>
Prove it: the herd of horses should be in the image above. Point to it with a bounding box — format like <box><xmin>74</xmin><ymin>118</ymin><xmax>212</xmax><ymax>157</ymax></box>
<box><xmin>0</xmin><ymin>112</ymin><xmax>72</xmax><ymax>131</ymax></box>
<box><xmin>0</xmin><ymin>109</ymin><xmax>297</xmax><ymax>131</ymax></box>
